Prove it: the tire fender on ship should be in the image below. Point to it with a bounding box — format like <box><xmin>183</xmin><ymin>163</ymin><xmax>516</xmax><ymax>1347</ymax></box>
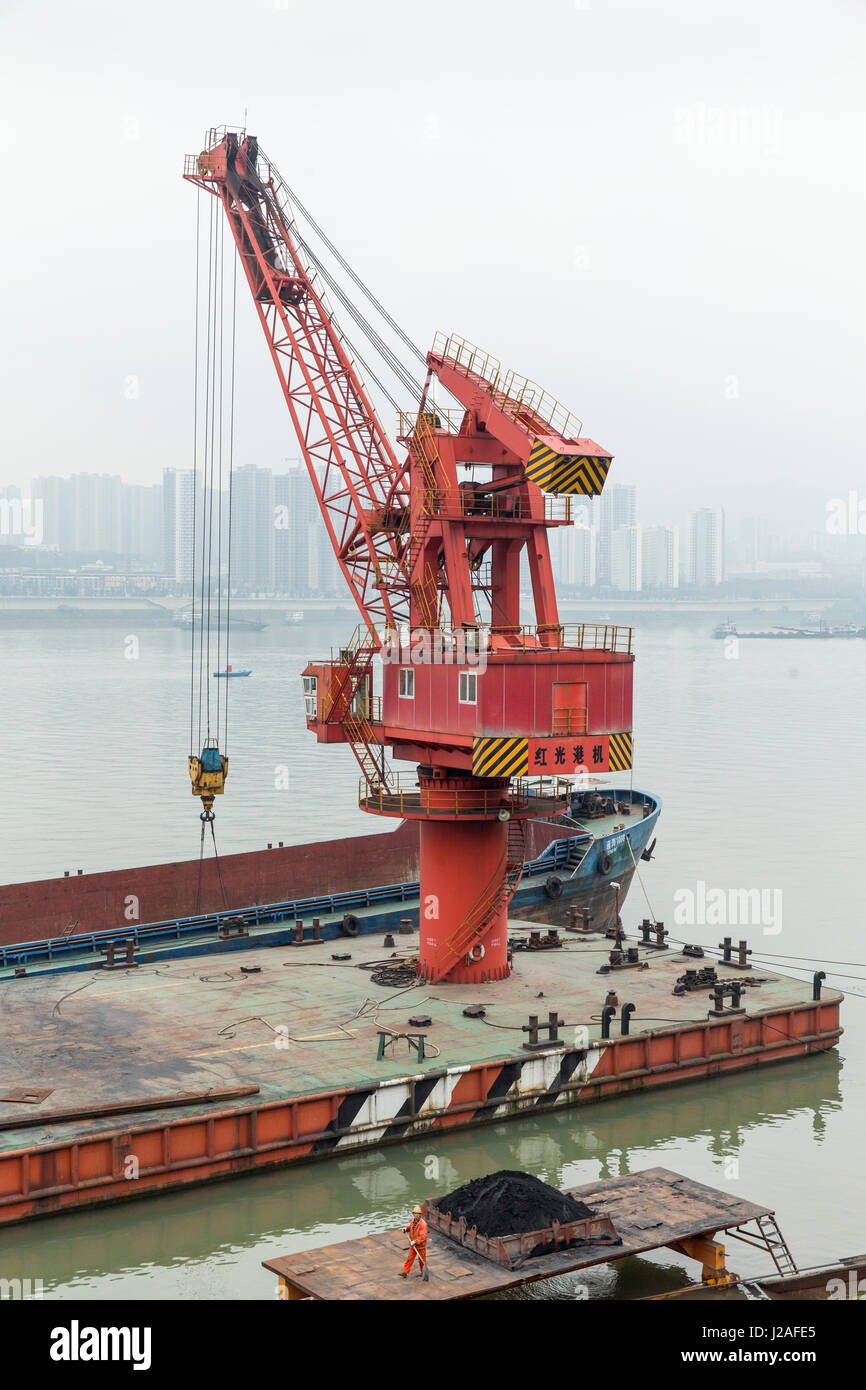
<box><xmin>544</xmin><ymin>874</ymin><xmax>564</xmax><ymax>899</ymax></box>
<box><xmin>341</xmin><ymin>913</ymin><xmax>361</xmax><ymax>937</ymax></box>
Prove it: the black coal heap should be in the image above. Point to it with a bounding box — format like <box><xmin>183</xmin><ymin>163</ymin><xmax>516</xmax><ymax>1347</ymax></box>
<box><xmin>436</xmin><ymin>1169</ymin><xmax>594</xmax><ymax>1238</ymax></box>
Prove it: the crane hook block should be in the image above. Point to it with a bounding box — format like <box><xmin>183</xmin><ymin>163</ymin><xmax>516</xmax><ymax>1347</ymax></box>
<box><xmin>188</xmin><ymin>740</ymin><xmax>228</xmax><ymax>818</ymax></box>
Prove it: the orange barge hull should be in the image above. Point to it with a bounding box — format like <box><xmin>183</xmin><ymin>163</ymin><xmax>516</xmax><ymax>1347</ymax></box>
<box><xmin>0</xmin><ymin>995</ymin><xmax>841</xmax><ymax>1227</ymax></box>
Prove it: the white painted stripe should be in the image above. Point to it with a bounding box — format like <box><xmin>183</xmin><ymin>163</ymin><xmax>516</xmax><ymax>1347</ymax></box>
<box><xmin>418</xmin><ymin>1069</ymin><xmax>464</xmax><ymax>1116</ymax></box>
<box><xmin>335</xmin><ymin>1080</ymin><xmax>411</xmax><ymax>1147</ymax></box>
<box><xmin>334</xmin><ymin>1046</ymin><xmax>605</xmax><ymax>1152</ymax></box>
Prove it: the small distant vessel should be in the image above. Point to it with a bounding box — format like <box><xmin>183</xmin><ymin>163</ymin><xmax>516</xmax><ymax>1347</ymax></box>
<box><xmin>213</xmin><ymin>664</ymin><xmax>251</xmax><ymax>678</ymax></box>
<box><xmin>712</xmin><ymin>618</ymin><xmax>738</xmax><ymax>638</ymax></box>
<box><xmin>172</xmin><ymin>607</ymin><xmax>268</xmax><ymax>632</ymax></box>
<box><xmin>283</xmin><ymin>610</ymin><xmax>305</xmax><ymax>625</ymax></box>
<box><xmin>716</xmin><ymin>621</ymin><xmax>866</xmax><ymax>640</ymax></box>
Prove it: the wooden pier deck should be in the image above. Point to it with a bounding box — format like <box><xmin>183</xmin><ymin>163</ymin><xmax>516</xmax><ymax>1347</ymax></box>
<box><xmin>263</xmin><ymin>1168</ymin><xmax>774</xmax><ymax>1300</ymax></box>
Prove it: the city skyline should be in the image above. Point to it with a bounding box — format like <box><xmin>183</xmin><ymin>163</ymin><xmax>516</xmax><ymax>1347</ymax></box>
<box><xmin>3</xmin><ymin>469</ymin><xmax>863</xmax><ymax>598</ymax></box>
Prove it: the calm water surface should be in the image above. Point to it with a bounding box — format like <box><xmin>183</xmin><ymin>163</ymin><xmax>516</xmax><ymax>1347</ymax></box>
<box><xmin>0</xmin><ymin>615</ymin><xmax>863</xmax><ymax>1298</ymax></box>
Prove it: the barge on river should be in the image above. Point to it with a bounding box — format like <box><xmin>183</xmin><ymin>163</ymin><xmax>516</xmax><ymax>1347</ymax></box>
<box><xmin>0</xmin><ymin>888</ymin><xmax>841</xmax><ymax>1227</ymax></box>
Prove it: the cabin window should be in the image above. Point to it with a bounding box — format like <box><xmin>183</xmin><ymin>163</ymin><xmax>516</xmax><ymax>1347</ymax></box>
<box><xmin>458</xmin><ymin>671</ymin><xmax>477</xmax><ymax>704</ymax></box>
<box><xmin>302</xmin><ymin>675</ymin><xmax>318</xmax><ymax>718</ymax></box>
<box><xmin>399</xmin><ymin>668</ymin><xmax>415</xmax><ymax>699</ymax></box>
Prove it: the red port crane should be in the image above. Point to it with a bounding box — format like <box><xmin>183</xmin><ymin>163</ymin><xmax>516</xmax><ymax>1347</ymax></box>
<box><xmin>185</xmin><ymin>127</ymin><xmax>634</xmax><ymax>984</ymax></box>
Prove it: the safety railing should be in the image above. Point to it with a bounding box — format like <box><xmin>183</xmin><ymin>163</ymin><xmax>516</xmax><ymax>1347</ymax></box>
<box><xmin>358</xmin><ymin>774</ymin><xmax>573</xmax><ymax>818</ymax></box>
<box><xmin>431</xmin><ymin>332</ymin><xmax>583</xmax><ymax>441</ymax></box>
<box><xmin>552</xmin><ymin>707</ymin><xmax>589</xmax><ymax>735</ymax></box>
<box><xmin>487</xmin><ymin>623</ymin><xmax>633</xmax><ymax>653</ymax></box>
<box><xmin>409</xmin><ymin>489</ymin><xmax>576</xmax><ymax>522</ymax></box>
<box><xmin>431</xmin><ymin>332</ymin><xmax>503</xmax><ymax>389</ymax></box>
<box><xmin>184</xmin><ymin>127</ymin><xmax>247</xmax><ymax>178</ymax></box>
<box><xmin>497</xmin><ymin>366</ymin><xmax>583</xmax><ymax>441</ymax></box>
<box><xmin>354</xmin><ymin>620</ymin><xmax>633</xmax><ymax>655</ymax></box>
<box><xmin>398</xmin><ymin>408</ymin><xmax>466</xmax><ymax>435</ymax></box>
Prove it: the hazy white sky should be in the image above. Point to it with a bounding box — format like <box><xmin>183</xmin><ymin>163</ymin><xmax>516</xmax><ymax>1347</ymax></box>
<box><xmin>1</xmin><ymin>0</ymin><xmax>864</xmax><ymax>535</ymax></box>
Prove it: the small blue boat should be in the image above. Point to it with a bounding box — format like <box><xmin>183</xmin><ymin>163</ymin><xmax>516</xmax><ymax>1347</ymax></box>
<box><xmin>213</xmin><ymin>665</ymin><xmax>252</xmax><ymax>678</ymax></box>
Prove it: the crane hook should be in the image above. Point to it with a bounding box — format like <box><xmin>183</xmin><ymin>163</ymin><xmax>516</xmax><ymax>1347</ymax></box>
<box><xmin>188</xmin><ymin>739</ymin><xmax>229</xmax><ymax>821</ymax></box>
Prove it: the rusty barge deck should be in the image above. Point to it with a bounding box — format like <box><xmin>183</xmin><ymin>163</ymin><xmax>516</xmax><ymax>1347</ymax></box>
<box><xmin>0</xmin><ymin>922</ymin><xmax>842</xmax><ymax>1226</ymax></box>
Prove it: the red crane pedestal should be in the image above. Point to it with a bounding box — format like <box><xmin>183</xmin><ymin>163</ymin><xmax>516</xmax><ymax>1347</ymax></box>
<box><xmin>416</xmin><ymin>774</ymin><xmax>512</xmax><ymax>984</ymax></box>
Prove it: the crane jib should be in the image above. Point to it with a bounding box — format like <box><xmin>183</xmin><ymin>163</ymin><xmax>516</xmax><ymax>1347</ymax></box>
<box><xmin>185</xmin><ymin>129</ymin><xmax>411</xmax><ymax>635</ymax></box>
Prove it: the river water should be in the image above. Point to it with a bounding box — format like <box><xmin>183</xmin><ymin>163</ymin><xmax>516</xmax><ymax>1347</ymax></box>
<box><xmin>0</xmin><ymin>614</ymin><xmax>863</xmax><ymax>1298</ymax></box>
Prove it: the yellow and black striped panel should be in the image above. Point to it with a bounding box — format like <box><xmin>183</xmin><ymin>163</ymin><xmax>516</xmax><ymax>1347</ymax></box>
<box><xmin>608</xmin><ymin>731</ymin><xmax>633</xmax><ymax>772</ymax></box>
<box><xmin>525</xmin><ymin>439</ymin><xmax>611</xmax><ymax>496</ymax></box>
<box><xmin>472</xmin><ymin>736</ymin><xmax>529</xmax><ymax>778</ymax></box>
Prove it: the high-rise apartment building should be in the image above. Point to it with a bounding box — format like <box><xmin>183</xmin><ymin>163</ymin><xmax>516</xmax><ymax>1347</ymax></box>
<box><xmin>689</xmin><ymin>508</ymin><xmax>725</xmax><ymax>586</ymax></box>
<box><xmin>597</xmin><ymin>483</ymin><xmax>637</xmax><ymax>585</ymax></box>
<box><xmin>174</xmin><ymin>469</ymin><xmax>201</xmax><ymax>586</ymax></box>
<box><xmin>556</xmin><ymin>522</ymin><xmax>597</xmax><ymax>587</ymax></box>
<box><xmin>122</xmin><ymin>483</ymin><xmax>162</xmax><ymax>563</ymax></box>
<box><xmin>30</xmin><ymin>473</ymin><xmax>124</xmax><ymax>553</ymax></box>
<box><xmin>162</xmin><ymin>468</ymin><xmax>177</xmax><ymax>573</ymax></box>
<box><xmin>642</xmin><ymin>524</ymin><xmax>679</xmax><ymax>589</ymax></box>
<box><xmin>610</xmin><ymin>523</ymin><xmax>642</xmax><ymax>591</ymax></box>
<box><xmin>233</xmin><ymin>465</ymin><xmax>275</xmax><ymax>593</ymax></box>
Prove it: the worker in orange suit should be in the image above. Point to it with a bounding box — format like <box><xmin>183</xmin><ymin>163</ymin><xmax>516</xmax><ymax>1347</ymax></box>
<box><xmin>400</xmin><ymin>1204</ymin><xmax>429</xmax><ymax>1280</ymax></box>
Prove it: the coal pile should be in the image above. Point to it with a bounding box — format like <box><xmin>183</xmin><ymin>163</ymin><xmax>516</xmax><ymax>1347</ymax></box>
<box><xmin>436</xmin><ymin>1169</ymin><xmax>595</xmax><ymax>1237</ymax></box>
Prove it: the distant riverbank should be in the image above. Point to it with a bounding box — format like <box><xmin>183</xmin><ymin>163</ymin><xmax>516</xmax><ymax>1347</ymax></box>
<box><xmin>0</xmin><ymin>594</ymin><xmax>840</xmax><ymax>625</ymax></box>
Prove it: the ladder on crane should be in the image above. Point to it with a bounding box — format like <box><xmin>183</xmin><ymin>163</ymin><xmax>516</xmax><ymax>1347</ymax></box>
<box><xmin>322</xmin><ymin>628</ymin><xmax>392</xmax><ymax>788</ymax></box>
<box><xmin>405</xmin><ymin>412</ymin><xmax>446</xmax><ymax>628</ymax></box>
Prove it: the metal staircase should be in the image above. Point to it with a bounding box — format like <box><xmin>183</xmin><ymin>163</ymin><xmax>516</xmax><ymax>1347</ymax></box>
<box><xmin>323</xmin><ymin>627</ymin><xmax>392</xmax><ymax>789</ymax></box>
<box><xmin>405</xmin><ymin>412</ymin><xmax>446</xmax><ymax>627</ymax></box>
<box><xmin>731</xmin><ymin>1213</ymin><xmax>799</xmax><ymax>1277</ymax></box>
<box><xmin>322</xmin><ymin>626</ymin><xmax>375</xmax><ymax>721</ymax></box>
<box><xmin>755</xmin><ymin>1214</ymin><xmax>799</xmax><ymax>1276</ymax></box>
<box><xmin>343</xmin><ymin>710</ymin><xmax>391</xmax><ymax>789</ymax></box>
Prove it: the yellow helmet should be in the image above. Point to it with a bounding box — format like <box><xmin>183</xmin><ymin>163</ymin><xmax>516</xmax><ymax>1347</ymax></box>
<box><xmin>413</xmin><ymin>1205</ymin><xmax>422</xmax><ymax>1214</ymax></box>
